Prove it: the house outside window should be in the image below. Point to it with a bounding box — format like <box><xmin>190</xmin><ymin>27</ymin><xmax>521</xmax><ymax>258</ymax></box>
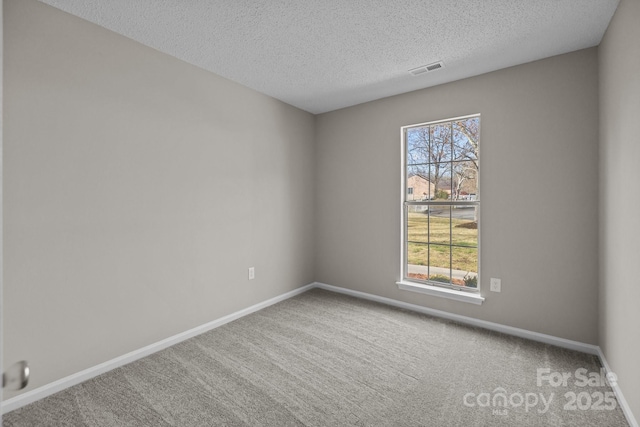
<box><xmin>401</xmin><ymin>114</ymin><xmax>480</xmax><ymax>291</ymax></box>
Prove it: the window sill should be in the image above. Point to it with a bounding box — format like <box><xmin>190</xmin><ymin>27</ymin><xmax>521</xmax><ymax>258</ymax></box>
<box><xmin>396</xmin><ymin>281</ymin><xmax>485</xmax><ymax>305</ymax></box>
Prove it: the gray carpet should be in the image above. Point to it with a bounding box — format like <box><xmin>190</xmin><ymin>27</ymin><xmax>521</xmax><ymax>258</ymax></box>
<box><xmin>3</xmin><ymin>289</ymin><xmax>629</xmax><ymax>426</ymax></box>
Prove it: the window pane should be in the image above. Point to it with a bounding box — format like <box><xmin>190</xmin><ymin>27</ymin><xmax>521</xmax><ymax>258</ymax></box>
<box><xmin>429</xmin><ymin>161</ymin><xmax>451</xmax><ymax>200</ymax></box>
<box><xmin>406</xmin><ymin>127</ymin><xmax>430</xmax><ymax>165</ymax></box>
<box><xmin>406</xmin><ymin>209</ymin><xmax>429</xmax><ymax>243</ymax></box>
<box><xmin>406</xmin><ymin>165</ymin><xmax>433</xmax><ymax>201</ymax></box>
<box><xmin>407</xmin><ymin>242</ymin><xmax>428</xmax><ymax>266</ymax></box>
<box><xmin>451</xmin><ymin>161</ymin><xmax>478</xmax><ymax>200</ymax></box>
<box><xmin>428</xmin><ymin>243</ymin><xmax>450</xmax><ymax>275</ymax></box>
<box><xmin>452</xmin><ymin>118</ymin><xmax>479</xmax><ymax>163</ymax></box>
<box><xmin>429</xmin><ymin>245</ymin><xmax>451</xmax><ymax>284</ymax></box>
<box><xmin>451</xmin><ymin>206</ymin><xmax>478</xmax><ymax>247</ymax></box>
<box><xmin>430</xmin><ymin>123</ymin><xmax>452</xmax><ymax>163</ymax></box>
<box><xmin>452</xmin><ymin>247</ymin><xmax>478</xmax><ymax>288</ymax></box>
<box><xmin>406</xmin><ymin>247</ymin><xmax>429</xmax><ymax>282</ymax></box>
<box><xmin>406</xmin><ymin>242</ymin><xmax>429</xmax><ymax>283</ymax></box>
<box><xmin>428</xmin><ymin>206</ymin><xmax>451</xmax><ymax>245</ymax></box>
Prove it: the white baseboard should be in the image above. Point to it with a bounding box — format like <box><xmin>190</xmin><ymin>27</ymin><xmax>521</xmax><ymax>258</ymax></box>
<box><xmin>314</xmin><ymin>281</ymin><xmax>638</xmax><ymax>427</ymax></box>
<box><xmin>314</xmin><ymin>282</ymin><xmax>599</xmax><ymax>354</ymax></box>
<box><xmin>1</xmin><ymin>283</ymin><xmax>315</xmax><ymax>414</ymax></box>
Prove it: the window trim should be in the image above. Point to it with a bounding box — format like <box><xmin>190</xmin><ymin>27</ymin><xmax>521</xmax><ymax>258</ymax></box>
<box><xmin>399</xmin><ymin>114</ymin><xmax>482</xmax><ymax>304</ymax></box>
<box><xmin>396</xmin><ymin>280</ymin><xmax>485</xmax><ymax>305</ymax></box>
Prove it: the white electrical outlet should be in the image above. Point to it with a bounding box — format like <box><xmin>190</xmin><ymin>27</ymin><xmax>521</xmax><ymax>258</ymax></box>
<box><xmin>248</xmin><ymin>267</ymin><xmax>255</xmax><ymax>280</ymax></box>
<box><xmin>490</xmin><ymin>278</ymin><xmax>501</xmax><ymax>292</ymax></box>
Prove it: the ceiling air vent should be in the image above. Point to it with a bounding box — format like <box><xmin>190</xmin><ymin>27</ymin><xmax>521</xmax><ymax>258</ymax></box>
<box><xmin>426</xmin><ymin>61</ymin><xmax>444</xmax><ymax>71</ymax></box>
<box><xmin>409</xmin><ymin>61</ymin><xmax>445</xmax><ymax>76</ymax></box>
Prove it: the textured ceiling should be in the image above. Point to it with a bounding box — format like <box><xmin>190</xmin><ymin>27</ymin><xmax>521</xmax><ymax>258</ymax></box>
<box><xmin>39</xmin><ymin>0</ymin><xmax>619</xmax><ymax>114</ymax></box>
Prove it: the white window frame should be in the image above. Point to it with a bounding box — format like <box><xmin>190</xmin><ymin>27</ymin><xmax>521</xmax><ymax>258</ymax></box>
<box><xmin>397</xmin><ymin>114</ymin><xmax>484</xmax><ymax>305</ymax></box>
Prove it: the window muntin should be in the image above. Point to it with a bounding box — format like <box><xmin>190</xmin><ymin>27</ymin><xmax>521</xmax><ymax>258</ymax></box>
<box><xmin>402</xmin><ymin>115</ymin><xmax>480</xmax><ymax>291</ymax></box>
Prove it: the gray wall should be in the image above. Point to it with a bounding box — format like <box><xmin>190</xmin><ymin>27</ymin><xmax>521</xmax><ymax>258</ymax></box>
<box><xmin>599</xmin><ymin>0</ymin><xmax>640</xmax><ymax>420</ymax></box>
<box><xmin>3</xmin><ymin>0</ymin><xmax>315</xmax><ymax>397</ymax></box>
<box><xmin>316</xmin><ymin>48</ymin><xmax>600</xmax><ymax>344</ymax></box>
